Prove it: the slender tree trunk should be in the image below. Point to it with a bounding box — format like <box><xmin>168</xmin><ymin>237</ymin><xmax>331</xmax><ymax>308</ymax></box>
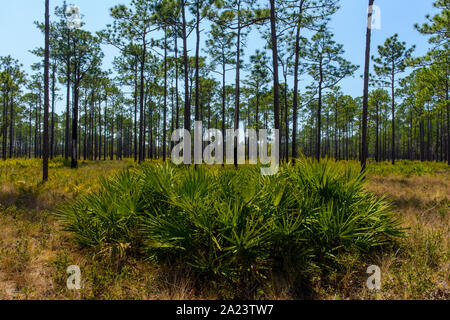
<box><xmin>118</xmin><ymin>112</ymin><xmax>123</xmax><ymax>160</ymax></box>
<box><xmin>326</xmin><ymin>110</ymin><xmax>330</xmax><ymax>157</ymax></box>
<box><xmin>29</xmin><ymin>103</ymin><xmax>32</xmax><ymax>158</ymax></box>
<box><xmin>316</xmin><ymin>58</ymin><xmax>323</xmax><ymax>162</ymax></box>
<box><xmin>409</xmin><ymin>109</ymin><xmax>413</xmax><ymax>160</ymax></box>
<box><xmin>270</xmin><ymin>0</ymin><xmax>280</xmax><ymax>164</ymax></box>
<box><xmin>334</xmin><ymin>105</ymin><xmax>338</xmax><ymax>160</ymax></box>
<box><xmin>175</xmin><ymin>32</ymin><xmax>179</xmax><ymax>130</ymax></box>
<box><xmin>50</xmin><ymin>62</ymin><xmax>56</xmax><ymax>159</ymax></box>
<box><xmin>439</xmin><ymin>108</ymin><xmax>443</xmax><ymax>161</ymax></box>
<box><xmin>9</xmin><ymin>94</ymin><xmax>14</xmax><ymax>158</ymax></box>
<box><xmin>222</xmin><ymin>56</ymin><xmax>226</xmax><ymax>167</ymax></box>
<box><xmin>94</xmin><ymin>106</ymin><xmax>98</xmax><ymax>160</ymax></box>
<box><xmin>234</xmin><ymin>1</ymin><xmax>242</xmax><ymax>168</ymax></box>
<box><xmin>65</xmin><ymin>33</ymin><xmax>71</xmax><ymax>160</ymax></box>
<box><xmin>71</xmin><ymin>74</ymin><xmax>79</xmax><ymax>169</ymax></box>
<box><xmin>34</xmin><ymin>100</ymin><xmax>38</xmax><ymax>158</ymax></box>
<box><xmin>291</xmin><ymin>0</ymin><xmax>305</xmax><ymax>164</ymax></box>
<box><xmin>420</xmin><ymin>113</ymin><xmax>425</xmax><ymax>161</ymax></box>
<box><xmin>170</xmin><ymin>87</ymin><xmax>174</xmax><ymax>151</ymax></box>
<box><xmin>195</xmin><ymin>1</ymin><xmax>200</xmax><ymax>126</ymax></box>
<box><xmin>361</xmin><ymin>0</ymin><xmax>374</xmax><ymax>172</ymax></box>
<box><xmin>110</xmin><ymin>110</ymin><xmax>114</xmax><ymax>161</ymax></box>
<box><xmin>134</xmin><ymin>57</ymin><xmax>138</xmax><ymax>162</ymax></box>
<box><xmin>375</xmin><ymin>101</ymin><xmax>379</xmax><ymax>162</ymax></box>
<box><xmin>98</xmin><ymin>98</ymin><xmax>102</xmax><ymax>160</ymax></box>
<box><xmin>104</xmin><ymin>95</ymin><xmax>107</xmax><ymax>160</ymax></box>
<box><xmin>2</xmin><ymin>91</ymin><xmax>7</xmax><ymax>160</ymax></box>
<box><xmin>427</xmin><ymin>109</ymin><xmax>431</xmax><ymax>161</ymax></box>
<box><xmin>436</xmin><ymin>110</ymin><xmax>439</xmax><ymax>161</ymax></box>
<box><xmin>284</xmin><ymin>73</ymin><xmax>288</xmax><ymax>162</ymax></box>
<box><xmin>163</xmin><ymin>27</ymin><xmax>168</xmax><ymax>162</ymax></box>
<box><xmin>182</xmin><ymin>0</ymin><xmax>190</xmax><ymax>147</ymax></box>
<box><xmin>143</xmin><ymin>89</ymin><xmax>148</xmax><ymax>161</ymax></box>
<box><xmin>43</xmin><ymin>0</ymin><xmax>50</xmax><ymax>180</ymax></box>
<box><xmin>391</xmin><ymin>70</ymin><xmax>395</xmax><ymax>164</ymax></box>
<box><xmin>139</xmin><ymin>41</ymin><xmax>146</xmax><ymax>164</ymax></box>
<box><xmin>38</xmin><ymin>96</ymin><xmax>42</xmax><ymax>158</ymax></box>
<box><xmin>83</xmin><ymin>97</ymin><xmax>87</xmax><ymax>160</ymax></box>
<box><xmin>446</xmin><ymin>79</ymin><xmax>449</xmax><ymax>165</ymax></box>
<box><xmin>255</xmin><ymin>90</ymin><xmax>259</xmax><ymax>130</ymax></box>
<box><xmin>149</xmin><ymin>94</ymin><xmax>153</xmax><ymax>159</ymax></box>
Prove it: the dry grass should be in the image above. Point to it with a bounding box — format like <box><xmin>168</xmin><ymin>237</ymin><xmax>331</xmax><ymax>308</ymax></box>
<box><xmin>0</xmin><ymin>159</ymin><xmax>448</xmax><ymax>300</ymax></box>
<box><xmin>306</xmin><ymin>171</ymin><xmax>449</xmax><ymax>300</ymax></box>
<box><xmin>361</xmin><ymin>173</ymin><xmax>449</xmax><ymax>300</ymax></box>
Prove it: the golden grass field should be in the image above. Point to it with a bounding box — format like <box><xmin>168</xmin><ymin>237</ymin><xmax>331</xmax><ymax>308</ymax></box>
<box><xmin>0</xmin><ymin>158</ymin><xmax>448</xmax><ymax>300</ymax></box>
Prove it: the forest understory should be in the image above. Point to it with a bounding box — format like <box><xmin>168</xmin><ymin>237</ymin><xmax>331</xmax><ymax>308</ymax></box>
<box><xmin>0</xmin><ymin>158</ymin><xmax>448</xmax><ymax>300</ymax></box>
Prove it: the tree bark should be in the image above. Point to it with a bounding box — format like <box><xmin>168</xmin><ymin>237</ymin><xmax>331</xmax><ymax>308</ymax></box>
<box><xmin>163</xmin><ymin>27</ymin><xmax>168</xmax><ymax>162</ymax></box>
<box><xmin>291</xmin><ymin>0</ymin><xmax>305</xmax><ymax>164</ymax></box>
<box><xmin>222</xmin><ymin>52</ymin><xmax>226</xmax><ymax>167</ymax></box>
<box><xmin>375</xmin><ymin>101</ymin><xmax>379</xmax><ymax>162</ymax></box>
<box><xmin>43</xmin><ymin>0</ymin><xmax>50</xmax><ymax>181</ymax></box>
<box><xmin>50</xmin><ymin>62</ymin><xmax>56</xmax><ymax>159</ymax></box>
<box><xmin>182</xmin><ymin>0</ymin><xmax>190</xmax><ymax>145</ymax></box>
<box><xmin>234</xmin><ymin>0</ymin><xmax>242</xmax><ymax>168</ymax></box>
<box><xmin>134</xmin><ymin>58</ymin><xmax>138</xmax><ymax>162</ymax></box>
<box><xmin>361</xmin><ymin>0</ymin><xmax>374</xmax><ymax>172</ymax></box>
<box><xmin>446</xmin><ymin>79</ymin><xmax>449</xmax><ymax>165</ymax></box>
<box><xmin>391</xmin><ymin>68</ymin><xmax>395</xmax><ymax>164</ymax></box>
<box><xmin>65</xmin><ymin>29</ymin><xmax>71</xmax><ymax>160</ymax></box>
<box><xmin>139</xmin><ymin>39</ymin><xmax>146</xmax><ymax>164</ymax></box>
<box><xmin>270</xmin><ymin>0</ymin><xmax>280</xmax><ymax>164</ymax></box>
<box><xmin>9</xmin><ymin>94</ymin><xmax>14</xmax><ymax>158</ymax></box>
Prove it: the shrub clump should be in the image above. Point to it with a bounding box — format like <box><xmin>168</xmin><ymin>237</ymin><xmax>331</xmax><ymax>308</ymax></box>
<box><xmin>57</xmin><ymin>159</ymin><xmax>403</xmax><ymax>296</ymax></box>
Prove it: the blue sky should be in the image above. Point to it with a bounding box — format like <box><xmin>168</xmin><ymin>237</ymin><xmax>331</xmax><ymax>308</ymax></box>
<box><xmin>0</xmin><ymin>0</ymin><xmax>437</xmax><ymax>114</ymax></box>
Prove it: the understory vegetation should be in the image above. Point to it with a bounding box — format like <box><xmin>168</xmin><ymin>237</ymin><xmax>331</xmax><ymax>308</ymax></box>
<box><xmin>57</xmin><ymin>159</ymin><xmax>404</xmax><ymax>297</ymax></box>
<box><xmin>0</xmin><ymin>159</ymin><xmax>448</xmax><ymax>299</ymax></box>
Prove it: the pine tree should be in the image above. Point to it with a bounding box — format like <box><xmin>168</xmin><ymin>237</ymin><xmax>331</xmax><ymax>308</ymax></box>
<box><xmin>372</xmin><ymin>34</ymin><xmax>415</xmax><ymax>164</ymax></box>
<box><xmin>304</xmin><ymin>28</ymin><xmax>358</xmax><ymax>161</ymax></box>
<box><xmin>43</xmin><ymin>0</ymin><xmax>50</xmax><ymax>181</ymax></box>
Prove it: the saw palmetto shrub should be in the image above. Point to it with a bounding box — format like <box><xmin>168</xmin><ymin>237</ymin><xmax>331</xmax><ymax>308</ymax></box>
<box><xmin>57</xmin><ymin>169</ymin><xmax>145</xmax><ymax>260</ymax></box>
<box><xmin>58</xmin><ymin>159</ymin><xmax>403</xmax><ymax>295</ymax></box>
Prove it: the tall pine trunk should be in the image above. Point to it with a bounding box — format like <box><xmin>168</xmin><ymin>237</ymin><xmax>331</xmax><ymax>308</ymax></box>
<box><xmin>361</xmin><ymin>0</ymin><xmax>374</xmax><ymax>172</ymax></box>
<box><xmin>163</xmin><ymin>27</ymin><xmax>168</xmax><ymax>162</ymax></box>
<box><xmin>9</xmin><ymin>95</ymin><xmax>14</xmax><ymax>158</ymax></box>
<box><xmin>181</xmin><ymin>1</ymin><xmax>190</xmax><ymax>133</ymax></box>
<box><xmin>221</xmin><ymin>52</ymin><xmax>226</xmax><ymax>167</ymax></box>
<box><xmin>139</xmin><ymin>41</ymin><xmax>146</xmax><ymax>164</ymax></box>
<box><xmin>43</xmin><ymin>0</ymin><xmax>50</xmax><ymax>181</ymax></box>
<box><xmin>375</xmin><ymin>101</ymin><xmax>379</xmax><ymax>162</ymax></box>
<box><xmin>270</xmin><ymin>0</ymin><xmax>280</xmax><ymax>164</ymax></box>
<box><xmin>71</xmin><ymin>65</ymin><xmax>79</xmax><ymax>169</ymax></box>
<box><xmin>65</xmin><ymin>30</ymin><xmax>71</xmax><ymax>160</ymax></box>
<box><xmin>291</xmin><ymin>0</ymin><xmax>305</xmax><ymax>164</ymax></box>
<box><xmin>50</xmin><ymin>62</ymin><xmax>56</xmax><ymax>159</ymax></box>
<box><xmin>234</xmin><ymin>0</ymin><xmax>242</xmax><ymax>168</ymax></box>
<box><xmin>391</xmin><ymin>69</ymin><xmax>395</xmax><ymax>164</ymax></box>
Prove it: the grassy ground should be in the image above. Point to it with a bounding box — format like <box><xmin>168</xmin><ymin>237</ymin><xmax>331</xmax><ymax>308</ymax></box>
<box><xmin>0</xmin><ymin>158</ymin><xmax>448</xmax><ymax>300</ymax></box>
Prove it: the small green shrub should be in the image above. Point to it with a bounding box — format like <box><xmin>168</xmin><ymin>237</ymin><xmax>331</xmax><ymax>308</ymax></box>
<box><xmin>57</xmin><ymin>169</ymin><xmax>144</xmax><ymax>260</ymax></box>
<box><xmin>58</xmin><ymin>159</ymin><xmax>404</xmax><ymax>297</ymax></box>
